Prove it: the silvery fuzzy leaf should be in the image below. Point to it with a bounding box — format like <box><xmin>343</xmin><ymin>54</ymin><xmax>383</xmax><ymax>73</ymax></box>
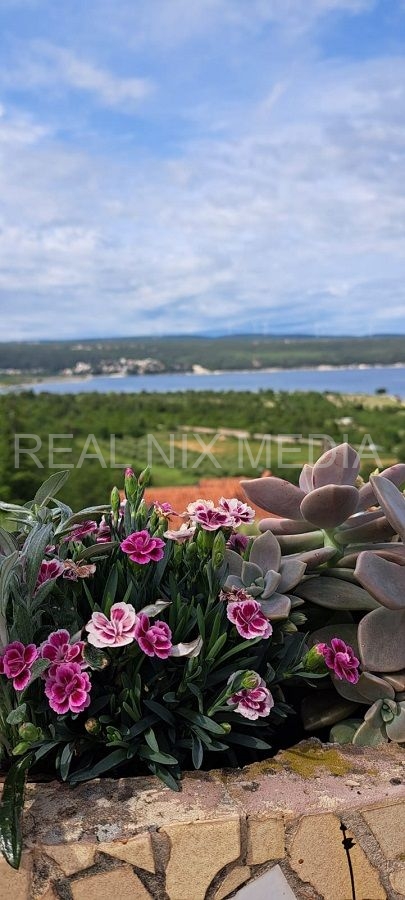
<box><xmin>261</xmin><ymin>569</ymin><xmax>281</xmax><ymax>599</ymax></box>
<box><xmin>369</xmin><ymin>474</ymin><xmax>405</xmax><ymax>540</ymax></box>
<box><xmin>385</xmin><ymin>702</ymin><xmax>405</xmax><ymax>741</ymax></box>
<box><xmin>278</xmin><ymin>558</ymin><xmax>306</xmax><ymax>592</ymax></box>
<box><xmin>249</xmin><ymin>530</ymin><xmax>281</xmax><ymax>572</ymax></box>
<box><xmin>260</xmin><ymin>592</ymin><xmax>291</xmax><ymax>620</ymax></box>
<box><xmin>241</xmin><ymin>477</ymin><xmax>305</xmax><ymax>518</ymax></box>
<box><xmin>299</xmin><ymin>463</ymin><xmax>314</xmax><ymax>492</ymax></box>
<box><xmin>358</xmin><ymin>608</ymin><xmax>405</xmax><ymax>672</ymax></box>
<box><xmin>355</xmin><ymin>552</ymin><xmax>405</xmax><ymax>610</ymax></box>
<box><xmin>300</xmin><ymin>485</ymin><xmax>359</xmax><ymax>529</ymax></box>
<box><xmin>312</xmin><ymin>443</ymin><xmax>360</xmax><ymax>489</ymax></box>
<box><xmin>357</xmin><ymin>463</ymin><xmax>405</xmax><ymax>511</ymax></box>
<box><xmin>170</xmin><ymin>636</ymin><xmax>203</xmax><ymax>658</ymax></box>
<box><xmin>294</xmin><ymin>575</ymin><xmax>379</xmax><ymax>611</ymax></box>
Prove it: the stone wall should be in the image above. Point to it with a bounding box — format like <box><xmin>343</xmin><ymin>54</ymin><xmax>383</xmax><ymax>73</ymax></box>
<box><xmin>1</xmin><ymin>740</ymin><xmax>404</xmax><ymax>900</ymax></box>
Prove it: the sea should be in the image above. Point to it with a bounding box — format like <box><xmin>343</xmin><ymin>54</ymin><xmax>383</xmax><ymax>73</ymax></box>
<box><xmin>3</xmin><ymin>366</ymin><xmax>405</xmax><ymax>397</ymax></box>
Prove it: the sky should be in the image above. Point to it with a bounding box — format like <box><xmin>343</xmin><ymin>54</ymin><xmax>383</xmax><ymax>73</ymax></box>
<box><xmin>0</xmin><ymin>0</ymin><xmax>405</xmax><ymax>340</ymax></box>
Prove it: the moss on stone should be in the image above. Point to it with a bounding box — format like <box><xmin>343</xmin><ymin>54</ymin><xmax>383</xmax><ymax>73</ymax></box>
<box><xmin>276</xmin><ymin>746</ymin><xmax>352</xmax><ymax>778</ymax></box>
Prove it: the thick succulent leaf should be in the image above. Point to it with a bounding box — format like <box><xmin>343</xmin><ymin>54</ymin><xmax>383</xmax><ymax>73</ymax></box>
<box><xmin>301</xmin><ymin>691</ymin><xmax>359</xmax><ymax>731</ymax></box>
<box><xmin>384</xmin><ymin>670</ymin><xmax>405</xmax><ymax>692</ymax></box>
<box><xmin>300</xmin><ymin>485</ymin><xmax>359</xmax><ymax>529</ymax></box>
<box><xmin>240</xmin><ymin>477</ymin><xmax>305</xmax><ymax>518</ymax></box>
<box><xmin>352</xmin><ymin>720</ymin><xmax>388</xmax><ymax>747</ymax></box>
<box><xmin>369</xmin><ymin>474</ymin><xmax>405</xmax><ymax>540</ymax></box>
<box><xmin>260</xmin><ymin>592</ymin><xmax>291</xmax><ymax>620</ymax></box>
<box><xmin>338</xmin><ymin>508</ymin><xmax>385</xmax><ymax>531</ymax></box>
<box><xmin>364</xmin><ymin>698</ymin><xmax>383</xmax><ymax>724</ymax></box>
<box><xmin>385</xmin><ymin>703</ymin><xmax>405</xmax><ymax>741</ymax></box>
<box><xmin>299</xmin><ymin>463</ymin><xmax>314</xmax><ymax>492</ymax></box>
<box><xmin>330</xmin><ymin>718</ymin><xmax>363</xmax><ymax>744</ymax></box>
<box><xmin>326</xmin><ymin>568</ymin><xmax>360</xmax><ymax>585</ymax></box>
<box><xmin>356</xmin><ymin>672</ymin><xmax>395</xmax><ymax>702</ymax></box>
<box><xmin>312</xmin><ymin>443</ymin><xmax>360</xmax><ymax>489</ymax></box>
<box><xmin>338</xmin><ymin>545</ymin><xmax>405</xmax><ymax>569</ymax></box>
<box><xmin>241</xmin><ymin>560</ymin><xmax>263</xmax><ymax>586</ymax></box>
<box><xmin>222</xmin><ymin>575</ymin><xmax>242</xmax><ymax>593</ymax></box>
<box><xmin>331</xmin><ymin>674</ymin><xmax>369</xmax><ymax>705</ymax></box>
<box><xmin>309</xmin><ymin>623</ymin><xmax>359</xmax><ymax>654</ymax></box>
<box><xmin>249</xmin><ymin>530</ymin><xmax>281</xmax><ymax>572</ymax></box>
<box><xmin>358</xmin><ymin>608</ymin><xmax>405</xmax><ymax>672</ymax></box>
<box><xmin>334</xmin><ymin>516</ymin><xmax>395</xmax><ymax>546</ymax></box>
<box><xmin>294</xmin><ymin>575</ymin><xmax>379</xmax><ymax>611</ymax></box>
<box><xmin>276</xmin><ymin>532</ymin><xmax>324</xmax><ymax>553</ymax></box>
<box><xmin>224</xmin><ymin>549</ymin><xmax>243</xmax><ymax>577</ymax></box>
<box><xmin>278</xmin><ymin>558</ymin><xmax>306</xmax><ymax>592</ymax></box>
<box><xmin>355</xmin><ymin>552</ymin><xmax>405</xmax><ymax>610</ymax></box>
<box><xmin>357</xmin><ymin>463</ymin><xmax>405</xmax><ymax>511</ymax></box>
<box><xmin>259</xmin><ymin>517</ymin><xmax>317</xmax><ymax>534</ymax></box>
<box><xmin>289</xmin><ymin>546</ymin><xmax>337</xmax><ymax>570</ymax></box>
<box><xmin>261</xmin><ymin>569</ymin><xmax>281</xmax><ymax>599</ymax></box>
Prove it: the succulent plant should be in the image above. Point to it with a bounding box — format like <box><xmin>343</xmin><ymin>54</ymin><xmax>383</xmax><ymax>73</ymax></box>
<box><xmin>222</xmin><ymin>529</ymin><xmax>306</xmax><ymax>621</ymax></box>
<box><xmin>241</xmin><ymin>447</ymin><xmax>405</xmax><ymax>747</ymax></box>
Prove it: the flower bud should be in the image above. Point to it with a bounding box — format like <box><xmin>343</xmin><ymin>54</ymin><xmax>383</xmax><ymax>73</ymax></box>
<box><xmin>302</xmin><ymin>645</ymin><xmax>328</xmax><ymax>674</ymax></box>
<box><xmin>12</xmin><ymin>741</ymin><xmax>30</xmax><ymax>756</ymax></box>
<box><xmin>240</xmin><ymin>670</ymin><xmax>260</xmax><ymax>689</ymax></box>
<box><xmin>110</xmin><ymin>486</ymin><xmax>120</xmax><ymax>517</ymax></box>
<box><xmin>212</xmin><ymin>531</ymin><xmax>226</xmax><ymax>567</ymax></box>
<box><xmin>124</xmin><ymin>467</ymin><xmax>138</xmax><ymax>502</ymax></box>
<box><xmin>18</xmin><ymin>722</ymin><xmax>42</xmax><ymax>742</ymax></box>
<box><xmin>138</xmin><ymin>466</ymin><xmax>151</xmax><ymax>487</ymax></box>
<box><xmin>85</xmin><ymin>717</ymin><xmax>102</xmax><ymax>735</ymax></box>
<box><xmin>219</xmin><ymin>722</ymin><xmax>231</xmax><ymax>734</ymax></box>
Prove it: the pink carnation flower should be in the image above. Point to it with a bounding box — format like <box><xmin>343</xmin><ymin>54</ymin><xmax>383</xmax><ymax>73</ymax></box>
<box><xmin>0</xmin><ymin>641</ymin><xmax>39</xmax><ymax>691</ymax></box>
<box><xmin>134</xmin><ymin>613</ymin><xmax>172</xmax><ymax>659</ymax></box>
<box><xmin>153</xmin><ymin>501</ymin><xmax>175</xmax><ymax>516</ymax></box>
<box><xmin>41</xmin><ymin>630</ymin><xmax>87</xmax><ymax>677</ymax></box>
<box><xmin>63</xmin><ymin>520</ymin><xmax>98</xmax><ymax>542</ymax></box>
<box><xmin>227</xmin><ymin>596</ymin><xmax>272</xmax><ymax>640</ymax></box>
<box><xmin>227</xmin><ymin>673</ymin><xmax>274</xmax><ymax>720</ymax></box>
<box><xmin>218</xmin><ymin>497</ymin><xmax>255</xmax><ymax>525</ymax></box>
<box><xmin>35</xmin><ymin>559</ymin><xmax>65</xmax><ymax>593</ymax></box>
<box><xmin>187</xmin><ymin>500</ymin><xmax>233</xmax><ymax>531</ymax></box>
<box><xmin>97</xmin><ymin>519</ymin><xmax>111</xmax><ymax>543</ymax></box>
<box><xmin>186</xmin><ymin>499</ymin><xmax>215</xmax><ymax>516</ymax></box>
<box><xmin>86</xmin><ymin>602</ymin><xmax>137</xmax><ymax>648</ymax></box>
<box><xmin>45</xmin><ymin>662</ymin><xmax>91</xmax><ymax>714</ymax></box>
<box><xmin>120</xmin><ymin>530</ymin><xmax>165</xmax><ymax>565</ymax></box>
<box><xmin>317</xmin><ymin>639</ymin><xmax>360</xmax><ymax>684</ymax></box>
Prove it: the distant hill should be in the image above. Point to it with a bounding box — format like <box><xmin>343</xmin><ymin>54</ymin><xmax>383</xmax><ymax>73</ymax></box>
<box><xmin>0</xmin><ymin>334</ymin><xmax>404</xmax><ymax>377</ymax></box>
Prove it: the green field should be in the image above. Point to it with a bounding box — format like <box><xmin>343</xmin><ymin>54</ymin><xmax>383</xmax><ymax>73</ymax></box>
<box><xmin>1</xmin><ymin>389</ymin><xmax>404</xmax><ymax>508</ymax></box>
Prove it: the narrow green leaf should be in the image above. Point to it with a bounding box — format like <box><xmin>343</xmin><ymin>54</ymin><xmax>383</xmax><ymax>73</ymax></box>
<box><xmin>34</xmin><ymin>471</ymin><xmax>70</xmax><ymax>508</ymax></box>
<box><xmin>0</xmin><ymin>754</ymin><xmax>33</xmax><ymax>869</ymax></box>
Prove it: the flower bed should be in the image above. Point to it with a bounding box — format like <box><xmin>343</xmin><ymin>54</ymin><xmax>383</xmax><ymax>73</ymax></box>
<box><xmin>0</xmin><ymin>445</ymin><xmax>404</xmax><ymax>875</ymax></box>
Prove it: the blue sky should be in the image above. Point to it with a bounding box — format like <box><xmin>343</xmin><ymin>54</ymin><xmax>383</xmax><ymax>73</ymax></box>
<box><xmin>0</xmin><ymin>0</ymin><xmax>405</xmax><ymax>339</ymax></box>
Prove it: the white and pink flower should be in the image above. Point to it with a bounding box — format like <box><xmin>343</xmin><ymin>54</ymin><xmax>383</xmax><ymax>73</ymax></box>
<box><xmin>226</xmin><ymin>594</ymin><xmax>272</xmax><ymax>640</ymax></box>
<box><xmin>218</xmin><ymin>497</ymin><xmax>255</xmax><ymax>526</ymax></box>
<box><xmin>227</xmin><ymin>673</ymin><xmax>274</xmax><ymax>720</ymax></box>
<box><xmin>86</xmin><ymin>602</ymin><xmax>137</xmax><ymax>648</ymax></box>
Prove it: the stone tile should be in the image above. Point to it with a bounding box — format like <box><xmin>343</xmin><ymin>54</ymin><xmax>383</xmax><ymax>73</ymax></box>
<box><xmin>362</xmin><ymin>802</ymin><xmax>405</xmax><ymax>860</ymax></box>
<box><xmin>289</xmin><ymin>813</ymin><xmax>385</xmax><ymax>900</ymax></box>
<box><xmin>42</xmin><ymin>843</ymin><xmax>96</xmax><ymax>876</ymax></box>
<box><xmin>71</xmin><ymin>865</ymin><xmax>151</xmax><ymax>900</ymax></box>
<box><xmin>97</xmin><ymin>832</ymin><xmax>155</xmax><ymax>871</ymax></box>
<box><xmin>214</xmin><ymin>866</ymin><xmax>251</xmax><ymax>900</ymax></box>
<box><xmin>162</xmin><ymin>816</ymin><xmax>241</xmax><ymax>900</ymax></box>
<box><xmin>0</xmin><ymin>852</ymin><xmax>31</xmax><ymax>900</ymax></box>
<box><xmin>390</xmin><ymin>868</ymin><xmax>405</xmax><ymax>896</ymax></box>
<box><xmin>246</xmin><ymin>813</ymin><xmax>284</xmax><ymax>865</ymax></box>
<box><xmin>231</xmin><ymin>865</ymin><xmax>298</xmax><ymax>900</ymax></box>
